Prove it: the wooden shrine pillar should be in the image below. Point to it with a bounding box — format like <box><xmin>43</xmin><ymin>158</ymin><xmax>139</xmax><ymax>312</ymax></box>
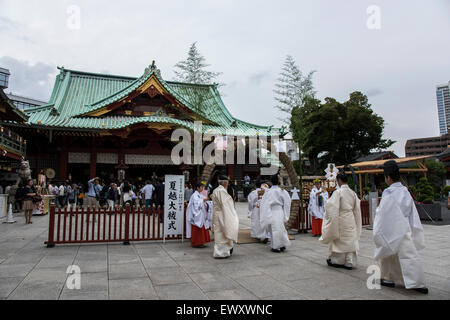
<box><xmin>90</xmin><ymin>137</ymin><xmax>97</xmax><ymax>178</ymax></box>
<box><xmin>227</xmin><ymin>164</ymin><xmax>234</xmax><ymax>180</ymax></box>
<box><xmin>90</xmin><ymin>152</ymin><xmax>97</xmax><ymax>178</ymax></box>
<box><xmin>59</xmin><ymin>150</ymin><xmax>68</xmax><ymax>181</ymax></box>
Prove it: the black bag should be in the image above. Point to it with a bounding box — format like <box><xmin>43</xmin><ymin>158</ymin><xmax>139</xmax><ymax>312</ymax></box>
<box><xmin>32</xmin><ymin>195</ymin><xmax>42</xmax><ymax>203</ymax></box>
<box><xmin>15</xmin><ymin>187</ymin><xmax>25</xmax><ymax>201</ymax></box>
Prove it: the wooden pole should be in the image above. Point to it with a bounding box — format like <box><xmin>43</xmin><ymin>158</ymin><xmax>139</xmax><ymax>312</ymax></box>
<box><xmin>359</xmin><ymin>173</ymin><xmax>363</xmax><ymax>199</ymax></box>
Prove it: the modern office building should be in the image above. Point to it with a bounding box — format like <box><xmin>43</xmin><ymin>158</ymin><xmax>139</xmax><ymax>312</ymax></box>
<box><xmin>437</xmin><ymin>82</ymin><xmax>450</xmax><ymax>135</ymax></box>
<box><xmin>6</xmin><ymin>93</ymin><xmax>46</xmax><ymax>111</ymax></box>
<box><xmin>405</xmin><ymin>134</ymin><xmax>450</xmax><ymax>157</ymax></box>
<box><xmin>0</xmin><ymin>68</ymin><xmax>10</xmax><ymax>89</ymax></box>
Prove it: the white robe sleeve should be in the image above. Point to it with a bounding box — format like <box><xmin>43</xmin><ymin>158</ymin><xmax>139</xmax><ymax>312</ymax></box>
<box><xmin>308</xmin><ymin>189</ymin><xmax>316</xmax><ymax>216</ymax></box>
<box><xmin>408</xmin><ymin>198</ymin><xmax>425</xmax><ymax>251</ymax></box>
<box><xmin>260</xmin><ymin>191</ymin><xmax>272</xmax><ymax>230</ymax></box>
<box><xmin>353</xmin><ymin>193</ymin><xmax>362</xmax><ymax>240</ymax></box>
<box><xmin>319</xmin><ymin>190</ymin><xmax>340</xmax><ymax>244</ymax></box>
<box><xmin>373</xmin><ymin>193</ymin><xmax>411</xmax><ymax>260</ymax></box>
<box><xmin>248</xmin><ymin>191</ymin><xmax>256</xmax><ymax>218</ymax></box>
<box><xmin>186</xmin><ymin>192</ymin><xmax>205</xmax><ymax>238</ymax></box>
<box><xmin>282</xmin><ymin>190</ymin><xmax>291</xmax><ymax>222</ymax></box>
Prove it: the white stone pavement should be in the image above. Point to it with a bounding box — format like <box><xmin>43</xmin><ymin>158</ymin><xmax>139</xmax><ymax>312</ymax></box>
<box><xmin>0</xmin><ymin>203</ymin><xmax>449</xmax><ymax>300</ymax></box>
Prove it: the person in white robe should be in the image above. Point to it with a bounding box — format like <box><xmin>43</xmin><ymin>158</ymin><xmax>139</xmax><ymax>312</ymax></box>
<box><xmin>185</xmin><ymin>183</ymin><xmax>210</xmax><ymax>248</ymax></box>
<box><xmin>260</xmin><ymin>175</ymin><xmax>291</xmax><ymax>253</ymax></box>
<box><xmin>211</xmin><ymin>176</ymin><xmax>239</xmax><ymax>258</ymax></box>
<box><xmin>320</xmin><ymin>172</ymin><xmax>362</xmax><ymax>269</ymax></box>
<box><xmin>204</xmin><ymin>199</ymin><xmax>213</xmax><ymax>230</ymax></box>
<box><xmin>308</xmin><ymin>180</ymin><xmax>329</xmax><ymax>236</ymax></box>
<box><xmin>373</xmin><ymin>160</ymin><xmax>428</xmax><ymax>294</ymax></box>
<box><xmin>248</xmin><ymin>179</ymin><xmax>269</xmax><ymax>243</ymax></box>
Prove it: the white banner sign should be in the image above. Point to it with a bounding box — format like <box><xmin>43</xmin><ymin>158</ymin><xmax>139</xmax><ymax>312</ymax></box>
<box><xmin>164</xmin><ymin>175</ymin><xmax>185</xmax><ymax>241</ymax></box>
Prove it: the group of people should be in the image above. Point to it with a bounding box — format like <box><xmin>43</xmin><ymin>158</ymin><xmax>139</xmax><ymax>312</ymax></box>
<box><xmin>304</xmin><ymin>160</ymin><xmax>428</xmax><ymax>294</ymax></box>
<box><xmin>83</xmin><ymin>177</ymin><xmax>166</xmax><ymax>211</ymax></box>
<box><xmin>248</xmin><ymin>176</ymin><xmax>292</xmax><ymax>253</ymax></box>
<box><xmin>4</xmin><ymin>160</ymin><xmax>429</xmax><ymax>294</ymax></box>
<box><xmin>185</xmin><ymin>173</ymin><xmax>293</xmax><ymax>259</ymax></box>
<box><xmin>47</xmin><ymin>182</ymin><xmax>81</xmax><ymax>209</ymax></box>
<box><xmin>185</xmin><ymin>175</ymin><xmax>241</xmax><ymax>259</ymax></box>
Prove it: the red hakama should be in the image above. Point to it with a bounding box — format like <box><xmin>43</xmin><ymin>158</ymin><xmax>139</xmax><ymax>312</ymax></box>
<box><xmin>311</xmin><ymin>217</ymin><xmax>323</xmax><ymax>235</ymax></box>
<box><xmin>191</xmin><ymin>225</ymin><xmax>211</xmax><ymax>247</ymax></box>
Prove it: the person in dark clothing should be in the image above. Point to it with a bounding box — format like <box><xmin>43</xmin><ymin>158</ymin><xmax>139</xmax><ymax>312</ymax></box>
<box><xmin>227</xmin><ymin>180</ymin><xmax>238</xmax><ymax>202</ymax></box>
<box><xmin>107</xmin><ymin>183</ymin><xmax>120</xmax><ymax>210</ymax></box>
<box><xmin>154</xmin><ymin>179</ymin><xmax>165</xmax><ymax>209</ymax></box>
<box><xmin>153</xmin><ymin>179</ymin><xmax>165</xmax><ymax>222</ymax></box>
<box><xmin>207</xmin><ymin>170</ymin><xmax>221</xmax><ymax>198</ymax></box>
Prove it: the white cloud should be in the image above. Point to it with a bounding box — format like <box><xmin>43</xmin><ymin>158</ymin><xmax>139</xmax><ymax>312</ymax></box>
<box><xmin>0</xmin><ymin>0</ymin><xmax>449</xmax><ymax>158</ymax></box>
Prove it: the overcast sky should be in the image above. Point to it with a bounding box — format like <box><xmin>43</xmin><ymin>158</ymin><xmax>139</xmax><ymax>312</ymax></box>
<box><xmin>0</xmin><ymin>0</ymin><xmax>449</xmax><ymax>157</ymax></box>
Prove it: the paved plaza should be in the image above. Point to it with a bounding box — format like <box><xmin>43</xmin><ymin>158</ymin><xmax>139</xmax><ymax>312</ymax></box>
<box><xmin>0</xmin><ymin>203</ymin><xmax>449</xmax><ymax>300</ymax></box>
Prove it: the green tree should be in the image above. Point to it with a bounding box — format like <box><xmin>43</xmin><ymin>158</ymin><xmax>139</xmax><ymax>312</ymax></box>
<box><xmin>274</xmin><ymin>55</ymin><xmax>315</xmax><ymax>125</ymax></box>
<box><xmin>424</xmin><ymin>159</ymin><xmax>445</xmax><ymax>196</ymax></box>
<box><xmin>291</xmin><ymin>91</ymin><xmax>394</xmax><ymax>174</ymax></box>
<box><xmin>174</xmin><ymin>42</ymin><xmax>222</xmax><ymax>84</ymax></box>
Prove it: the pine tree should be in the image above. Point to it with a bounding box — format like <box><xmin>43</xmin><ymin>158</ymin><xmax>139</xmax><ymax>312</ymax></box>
<box><xmin>174</xmin><ymin>42</ymin><xmax>222</xmax><ymax>84</ymax></box>
<box><xmin>274</xmin><ymin>55</ymin><xmax>316</xmax><ymax>124</ymax></box>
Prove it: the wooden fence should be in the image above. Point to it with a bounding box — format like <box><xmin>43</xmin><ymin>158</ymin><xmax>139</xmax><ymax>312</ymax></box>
<box><xmin>45</xmin><ymin>205</ymin><xmax>186</xmax><ymax>247</ymax></box>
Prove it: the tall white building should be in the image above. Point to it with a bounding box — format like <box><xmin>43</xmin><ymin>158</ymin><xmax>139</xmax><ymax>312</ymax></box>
<box><xmin>437</xmin><ymin>82</ymin><xmax>450</xmax><ymax>135</ymax></box>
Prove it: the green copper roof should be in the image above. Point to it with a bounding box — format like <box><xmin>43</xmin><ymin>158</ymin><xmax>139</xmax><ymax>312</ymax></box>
<box><xmin>24</xmin><ymin>65</ymin><xmax>282</xmax><ymax>137</ymax></box>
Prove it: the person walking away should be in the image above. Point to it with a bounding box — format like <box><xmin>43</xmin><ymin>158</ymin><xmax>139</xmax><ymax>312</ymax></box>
<box><xmin>211</xmin><ymin>175</ymin><xmax>239</xmax><ymax>259</ymax></box>
<box><xmin>86</xmin><ymin>178</ymin><xmax>102</xmax><ymax>223</ymax></box>
<box><xmin>186</xmin><ymin>183</ymin><xmax>211</xmax><ymax>248</ymax></box>
<box><xmin>373</xmin><ymin>160</ymin><xmax>428</xmax><ymax>294</ymax></box>
<box><xmin>107</xmin><ymin>183</ymin><xmax>119</xmax><ymax>211</ymax></box>
<box><xmin>67</xmin><ymin>184</ymin><xmax>78</xmax><ymax>211</ymax></box>
<box><xmin>260</xmin><ymin>175</ymin><xmax>291</xmax><ymax>253</ymax></box>
<box><xmin>122</xmin><ymin>182</ymin><xmax>135</xmax><ymax>207</ymax></box>
<box><xmin>141</xmin><ymin>181</ymin><xmax>155</xmax><ymax>213</ymax></box>
<box><xmin>58</xmin><ymin>183</ymin><xmax>66</xmax><ymax>208</ymax></box>
<box><xmin>154</xmin><ymin>178</ymin><xmax>165</xmax><ymax>221</ymax></box>
<box><xmin>320</xmin><ymin>172</ymin><xmax>361</xmax><ymax>270</ymax></box>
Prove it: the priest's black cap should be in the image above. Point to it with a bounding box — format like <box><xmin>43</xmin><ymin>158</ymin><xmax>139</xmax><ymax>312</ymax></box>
<box><xmin>383</xmin><ymin>160</ymin><xmax>399</xmax><ymax>176</ymax></box>
<box><xmin>219</xmin><ymin>175</ymin><xmax>229</xmax><ymax>181</ymax></box>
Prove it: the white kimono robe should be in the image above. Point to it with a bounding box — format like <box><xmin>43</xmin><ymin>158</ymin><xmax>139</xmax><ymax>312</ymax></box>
<box><xmin>204</xmin><ymin>200</ymin><xmax>213</xmax><ymax>230</ymax></box>
<box><xmin>212</xmin><ymin>185</ymin><xmax>239</xmax><ymax>258</ymax></box>
<box><xmin>308</xmin><ymin>187</ymin><xmax>329</xmax><ymax>221</ymax></box>
<box><xmin>260</xmin><ymin>186</ymin><xmax>291</xmax><ymax>250</ymax></box>
<box><xmin>320</xmin><ymin>184</ymin><xmax>362</xmax><ymax>267</ymax></box>
<box><xmin>185</xmin><ymin>191</ymin><xmax>205</xmax><ymax>239</ymax></box>
<box><xmin>374</xmin><ymin>182</ymin><xmax>426</xmax><ymax>289</ymax></box>
<box><xmin>248</xmin><ymin>188</ymin><xmax>267</xmax><ymax>240</ymax></box>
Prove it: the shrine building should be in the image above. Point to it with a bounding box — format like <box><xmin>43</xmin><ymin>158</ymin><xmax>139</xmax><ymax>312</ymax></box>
<box><xmin>2</xmin><ymin>63</ymin><xmax>284</xmax><ymax>184</ymax></box>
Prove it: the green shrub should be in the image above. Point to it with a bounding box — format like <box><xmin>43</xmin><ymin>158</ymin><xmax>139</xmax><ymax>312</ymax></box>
<box><xmin>408</xmin><ymin>185</ymin><xmax>417</xmax><ymax>199</ymax></box>
<box><xmin>416</xmin><ymin>177</ymin><xmax>434</xmax><ymax>204</ymax></box>
<box><xmin>441</xmin><ymin>185</ymin><xmax>450</xmax><ymax>196</ymax></box>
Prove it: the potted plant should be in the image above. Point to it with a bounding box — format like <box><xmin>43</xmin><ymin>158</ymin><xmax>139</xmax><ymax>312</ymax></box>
<box><xmin>415</xmin><ymin>177</ymin><xmax>442</xmax><ymax>221</ymax></box>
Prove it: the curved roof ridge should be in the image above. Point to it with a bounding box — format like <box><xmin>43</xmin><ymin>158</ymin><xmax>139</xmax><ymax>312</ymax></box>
<box><xmin>58</xmin><ymin>67</ymin><xmax>137</xmax><ymax>81</ymax></box>
<box><xmin>166</xmin><ymin>80</ymin><xmax>216</xmax><ymax>88</ymax></box>
<box><xmin>24</xmin><ymin>104</ymin><xmax>55</xmax><ymax>114</ymax></box>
